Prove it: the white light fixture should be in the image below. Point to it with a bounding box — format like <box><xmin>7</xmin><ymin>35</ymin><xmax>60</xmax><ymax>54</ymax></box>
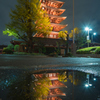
<box><xmin>93</xmin><ymin>33</ymin><xmax>96</xmax><ymax>35</ymax></box>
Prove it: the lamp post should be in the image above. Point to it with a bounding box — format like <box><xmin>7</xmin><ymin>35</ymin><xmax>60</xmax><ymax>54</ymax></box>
<box><xmin>85</xmin><ymin>27</ymin><xmax>92</xmax><ymax>47</ymax></box>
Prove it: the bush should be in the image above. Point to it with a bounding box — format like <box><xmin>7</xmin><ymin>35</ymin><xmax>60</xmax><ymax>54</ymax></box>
<box><xmin>95</xmin><ymin>47</ymin><xmax>100</xmax><ymax>54</ymax></box>
<box><xmin>76</xmin><ymin>46</ymin><xmax>100</xmax><ymax>54</ymax></box>
<box><xmin>3</xmin><ymin>48</ymin><xmax>13</xmax><ymax>54</ymax></box>
<box><xmin>7</xmin><ymin>44</ymin><xmax>14</xmax><ymax>50</ymax></box>
<box><xmin>14</xmin><ymin>45</ymin><xmax>19</xmax><ymax>52</ymax></box>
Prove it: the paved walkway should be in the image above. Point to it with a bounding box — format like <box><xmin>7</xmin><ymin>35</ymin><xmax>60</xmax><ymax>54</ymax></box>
<box><xmin>0</xmin><ymin>54</ymin><xmax>100</xmax><ymax>75</ymax></box>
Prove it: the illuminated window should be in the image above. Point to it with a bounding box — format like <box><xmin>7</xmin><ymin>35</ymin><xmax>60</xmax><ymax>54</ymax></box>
<box><xmin>53</xmin><ymin>73</ymin><xmax>56</xmax><ymax>76</ymax></box>
<box><xmin>50</xmin><ymin>35</ymin><xmax>53</xmax><ymax>38</ymax></box>
<box><xmin>54</xmin><ymin>35</ymin><xmax>56</xmax><ymax>38</ymax></box>
<box><xmin>49</xmin><ymin>74</ymin><xmax>52</xmax><ymax>77</ymax></box>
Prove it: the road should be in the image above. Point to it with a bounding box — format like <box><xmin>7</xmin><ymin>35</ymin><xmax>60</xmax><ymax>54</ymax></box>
<box><xmin>0</xmin><ymin>54</ymin><xmax>100</xmax><ymax>75</ymax></box>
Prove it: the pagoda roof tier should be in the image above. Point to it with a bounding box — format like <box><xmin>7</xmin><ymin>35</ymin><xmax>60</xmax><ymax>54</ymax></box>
<box><xmin>51</xmin><ymin>23</ymin><xmax>67</xmax><ymax>32</ymax></box>
<box><xmin>40</xmin><ymin>0</ymin><xmax>64</xmax><ymax>9</ymax></box>
<box><xmin>50</xmin><ymin>80</ymin><xmax>67</xmax><ymax>89</ymax></box>
<box><xmin>41</xmin><ymin>3</ymin><xmax>66</xmax><ymax>16</ymax></box>
<box><xmin>48</xmin><ymin>14</ymin><xmax>67</xmax><ymax>24</ymax></box>
<box><xmin>48</xmin><ymin>88</ymin><xmax>66</xmax><ymax>97</ymax></box>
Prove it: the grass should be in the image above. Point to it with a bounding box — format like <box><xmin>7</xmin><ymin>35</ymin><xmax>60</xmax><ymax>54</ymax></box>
<box><xmin>76</xmin><ymin>46</ymin><xmax>100</xmax><ymax>54</ymax></box>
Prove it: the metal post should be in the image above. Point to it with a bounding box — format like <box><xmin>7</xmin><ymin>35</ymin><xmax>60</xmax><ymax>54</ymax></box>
<box><xmin>71</xmin><ymin>0</ymin><xmax>76</xmax><ymax>56</ymax></box>
<box><xmin>73</xmin><ymin>0</ymin><xmax>74</xmax><ymax>44</ymax></box>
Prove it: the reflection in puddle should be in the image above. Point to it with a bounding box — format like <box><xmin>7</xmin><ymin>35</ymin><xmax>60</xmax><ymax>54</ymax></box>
<box><xmin>0</xmin><ymin>69</ymin><xmax>100</xmax><ymax>100</ymax></box>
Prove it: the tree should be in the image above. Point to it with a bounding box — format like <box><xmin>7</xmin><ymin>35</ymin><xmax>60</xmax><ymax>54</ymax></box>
<box><xmin>58</xmin><ymin>71</ymin><xmax>67</xmax><ymax>82</ymax></box>
<box><xmin>69</xmin><ymin>27</ymin><xmax>86</xmax><ymax>49</ymax></box>
<box><xmin>33</xmin><ymin>75</ymin><xmax>51</xmax><ymax>100</ymax></box>
<box><xmin>7</xmin><ymin>44</ymin><xmax>14</xmax><ymax>50</ymax></box>
<box><xmin>58</xmin><ymin>30</ymin><xmax>68</xmax><ymax>40</ymax></box>
<box><xmin>7</xmin><ymin>73</ymin><xmax>51</xmax><ymax>100</ymax></box>
<box><xmin>3</xmin><ymin>0</ymin><xmax>52</xmax><ymax>53</ymax></box>
<box><xmin>58</xmin><ymin>30</ymin><xmax>69</xmax><ymax>55</ymax></box>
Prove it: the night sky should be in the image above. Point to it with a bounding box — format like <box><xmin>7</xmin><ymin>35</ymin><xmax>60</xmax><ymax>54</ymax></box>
<box><xmin>0</xmin><ymin>0</ymin><xmax>100</xmax><ymax>45</ymax></box>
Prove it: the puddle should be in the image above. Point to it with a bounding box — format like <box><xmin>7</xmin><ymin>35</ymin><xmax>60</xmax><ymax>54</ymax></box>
<box><xmin>0</xmin><ymin>69</ymin><xmax>100</xmax><ymax>100</ymax></box>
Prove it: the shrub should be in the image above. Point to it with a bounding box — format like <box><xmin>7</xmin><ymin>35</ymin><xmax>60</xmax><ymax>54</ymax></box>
<box><xmin>95</xmin><ymin>47</ymin><xmax>100</xmax><ymax>54</ymax></box>
<box><xmin>7</xmin><ymin>44</ymin><xmax>14</xmax><ymax>50</ymax></box>
<box><xmin>76</xmin><ymin>47</ymin><xmax>98</xmax><ymax>54</ymax></box>
<box><xmin>14</xmin><ymin>45</ymin><xmax>19</xmax><ymax>52</ymax></box>
<box><xmin>3</xmin><ymin>48</ymin><xmax>13</xmax><ymax>54</ymax></box>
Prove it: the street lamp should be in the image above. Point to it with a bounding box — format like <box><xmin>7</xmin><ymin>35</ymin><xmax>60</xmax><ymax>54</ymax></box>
<box><xmin>85</xmin><ymin>27</ymin><xmax>92</xmax><ymax>47</ymax></box>
<box><xmin>92</xmin><ymin>32</ymin><xmax>96</xmax><ymax>43</ymax></box>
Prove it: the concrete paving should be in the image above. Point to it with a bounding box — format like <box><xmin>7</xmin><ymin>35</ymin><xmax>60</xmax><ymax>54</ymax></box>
<box><xmin>0</xmin><ymin>54</ymin><xmax>100</xmax><ymax>75</ymax></box>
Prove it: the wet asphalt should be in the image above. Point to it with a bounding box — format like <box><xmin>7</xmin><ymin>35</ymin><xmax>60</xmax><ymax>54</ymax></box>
<box><xmin>0</xmin><ymin>54</ymin><xmax>100</xmax><ymax>75</ymax></box>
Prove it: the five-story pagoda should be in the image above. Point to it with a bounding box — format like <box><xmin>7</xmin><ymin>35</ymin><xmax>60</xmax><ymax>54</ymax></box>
<box><xmin>35</xmin><ymin>0</ymin><xmax>67</xmax><ymax>39</ymax></box>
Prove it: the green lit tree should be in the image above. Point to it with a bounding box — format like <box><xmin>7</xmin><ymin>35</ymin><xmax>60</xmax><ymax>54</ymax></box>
<box><xmin>7</xmin><ymin>73</ymin><xmax>51</xmax><ymax>100</ymax></box>
<box><xmin>58</xmin><ymin>71</ymin><xmax>67</xmax><ymax>82</ymax></box>
<box><xmin>33</xmin><ymin>75</ymin><xmax>51</xmax><ymax>100</ymax></box>
<box><xmin>69</xmin><ymin>27</ymin><xmax>86</xmax><ymax>49</ymax></box>
<box><xmin>3</xmin><ymin>0</ymin><xmax>52</xmax><ymax>53</ymax></box>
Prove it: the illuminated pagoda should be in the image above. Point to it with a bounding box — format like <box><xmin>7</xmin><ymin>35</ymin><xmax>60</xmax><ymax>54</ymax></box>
<box><xmin>34</xmin><ymin>72</ymin><xmax>67</xmax><ymax>100</ymax></box>
<box><xmin>35</xmin><ymin>0</ymin><xmax>67</xmax><ymax>39</ymax></box>
<box><xmin>10</xmin><ymin>0</ymin><xmax>68</xmax><ymax>53</ymax></box>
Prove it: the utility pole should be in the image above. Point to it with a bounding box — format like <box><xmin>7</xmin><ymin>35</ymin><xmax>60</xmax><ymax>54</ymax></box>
<box><xmin>72</xmin><ymin>0</ymin><xmax>76</xmax><ymax>56</ymax></box>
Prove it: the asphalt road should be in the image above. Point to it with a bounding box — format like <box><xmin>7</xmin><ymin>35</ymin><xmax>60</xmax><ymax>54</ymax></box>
<box><xmin>0</xmin><ymin>54</ymin><xmax>100</xmax><ymax>75</ymax></box>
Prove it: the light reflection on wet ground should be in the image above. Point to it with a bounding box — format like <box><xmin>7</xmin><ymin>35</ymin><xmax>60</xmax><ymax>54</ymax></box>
<box><xmin>0</xmin><ymin>68</ymin><xmax>100</xmax><ymax>100</ymax></box>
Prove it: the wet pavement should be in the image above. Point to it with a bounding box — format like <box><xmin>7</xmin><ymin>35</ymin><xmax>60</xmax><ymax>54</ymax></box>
<box><xmin>0</xmin><ymin>54</ymin><xmax>100</xmax><ymax>100</ymax></box>
<box><xmin>0</xmin><ymin>69</ymin><xmax>100</xmax><ymax>100</ymax></box>
<box><xmin>0</xmin><ymin>54</ymin><xmax>100</xmax><ymax>75</ymax></box>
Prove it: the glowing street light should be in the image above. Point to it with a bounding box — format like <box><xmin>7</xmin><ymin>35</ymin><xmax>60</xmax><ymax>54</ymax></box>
<box><xmin>93</xmin><ymin>32</ymin><xmax>96</xmax><ymax>35</ymax></box>
<box><xmin>85</xmin><ymin>27</ymin><xmax>92</xmax><ymax>47</ymax></box>
<box><xmin>92</xmin><ymin>33</ymin><xmax>96</xmax><ymax>42</ymax></box>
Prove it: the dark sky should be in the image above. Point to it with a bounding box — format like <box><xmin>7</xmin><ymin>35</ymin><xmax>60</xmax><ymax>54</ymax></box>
<box><xmin>0</xmin><ymin>0</ymin><xmax>100</xmax><ymax>45</ymax></box>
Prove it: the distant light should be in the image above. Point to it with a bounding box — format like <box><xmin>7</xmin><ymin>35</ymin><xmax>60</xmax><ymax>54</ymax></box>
<box><xmin>89</xmin><ymin>84</ymin><xmax>92</xmax><ymax>86</ymax></box>
<box><xmin>85</xmin><ymin>84</ymin><xmax>89</xmax><ymax>87</ymax></box>
<box><xmin>85</xmin><ymin>27</ymin><xmax>89</xmax><ymax>31</ymax></box>
<box><xmin>93</xmin><ymin>78</ymin><xmax>96</xmax><ymax>81</ymax></box>
<box><xmin>93</xmin><ymin>33</ymin><xmax>96</xmax><ymax>35</ymax></box>
<box><xmin>85</xmin><ymin>27</ymin><xmax>92</xmax><ymax>31</ymax></box>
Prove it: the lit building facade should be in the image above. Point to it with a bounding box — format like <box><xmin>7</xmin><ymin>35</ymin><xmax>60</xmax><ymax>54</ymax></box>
<box><xmin>34</xmin><ymin>72</ymin><xmax>67</xmax><ymax>100</ymax></box>
<box><xmin>35</xmin><ymin>0</ymin><xmax>67</xmax><ymax>39</ymax></box>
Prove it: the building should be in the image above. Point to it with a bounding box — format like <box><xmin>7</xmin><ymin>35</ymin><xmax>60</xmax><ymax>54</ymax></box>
<box><xmin>11</xmin><ymin>0</ymin><xmax>69</xmax><ymax>54</ymax></box>
<box><xmin>33</xmin><ymin>71</ymin><xmax>67</xmax><ymax>100</ymax></box>
<box><xmin>34</xmin><ymin>0</ymin><xmax>67</xmax><ymax>39</ymax></box>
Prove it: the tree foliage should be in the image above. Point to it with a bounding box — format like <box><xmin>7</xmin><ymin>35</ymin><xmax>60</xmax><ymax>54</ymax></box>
<box><xmin>69</xmin><ymin>27</ymin><xmax>80</xmax><ymax>38</ymax></box>
<box><xmin>7</xmin><ymin>73</ymin><xmax>51</xmax><ymax>100</ymax></box>
<box><xmin>58</xmin><ymin>72</ymin><xmax>67</xmax><ymax>82</ymax></box>
<box><xmin>58</xmin><ymin>30</ymin><xmax>68</xmax><ymax>40</ymax></box>
<box><xmin>69</xmin><ymin>27</ymin><xmax>86</xmax><ymax>49</ymax></box>
<box><xmin>3</xmin><ymin>0</ymin><xmax>52</xmax><ymax>52</ymax></box>
<box><xmin>7</xmin><ymin>44</ymin><xmax>14</xmax><ymax>50</ymax></box>
<box><xmin>33</xmin><ymin>75</ymin><xmax>51</xmax><ymax>100</ymax></box>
